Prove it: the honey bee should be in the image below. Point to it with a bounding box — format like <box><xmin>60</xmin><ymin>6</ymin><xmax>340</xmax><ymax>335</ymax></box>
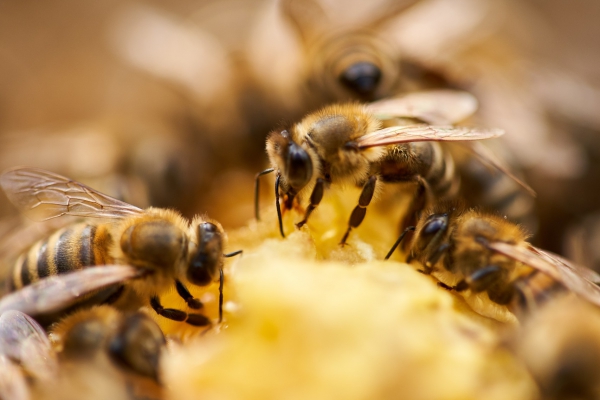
<box><xmin>516</xmin><ymin>297</ymin><xmax>600</xmax><ymax>400</ymax></box>
<box><xmin>0</xmin><ymin>167</ymin><xmax>242</xmax><ymax>326</ymax></box>
<box><xmin>0</xmin><ymin>307</ymin><xmax>165</xmax><ymax>400</ymax></box>
<box><xmin>255</xmin><ymin>0</ymin><xmax>450</xmax><ymax>107</ymax></box>
<box><xmin>387</xmin><ymin>202</ymin><xmax>600</xmax><ymax>316</ymax></box>
<box><xmin>54</xmin><ymin>306</ymin><xmax>166</xmax><ymax>384</ymax></box>
<box><xmin>0</xmin><ymin>310</ymin><xmax>57</xmax><ymax>399</ymax></box>
<box><xmin>256</xmin><ymin>89</ymin><xmax>508</xmax><ymax>244</ymax></box>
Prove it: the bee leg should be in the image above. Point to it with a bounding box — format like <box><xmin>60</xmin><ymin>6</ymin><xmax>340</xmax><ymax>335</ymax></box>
<box><xmin>150</xmin><ymin>296</ymin><xmax>210</xmax><ymax>326</ymax></box>
<box><xmin>340</xmin><ymin>176</ymin><xmax>377</xmax><ymax>245</ymax></box>
<box><xmin>453</xmin><ymin>265</ymin><xmax>504</xmax><ymax>293</ymax></box>
<box><xmin>219</xmin><ymin>269</ymin><xmax>224</xmax><ymax>323</ymax></box>
<box><xmin>254</xmin><ymin>168</ymin><xmax>275</xmax><ymax>221</ymax></box>
<box><xmin>296</xmin><ymin>178</ymin><xmax>325</xmax><ymax>228</ymax></box>
<box><xmin>418</xmin><ymin>243</ymin><xmax>450</xmax><ymax>274</ymax></box>
<box><xmin>175</xmin><ymin>280</ymin><xmax>203</xmax><ymax>309</ymax></box>
<box><xmin>400</xmin><ymin>177</ymin><xmax>429</xmax><ymax>250</ymax></box>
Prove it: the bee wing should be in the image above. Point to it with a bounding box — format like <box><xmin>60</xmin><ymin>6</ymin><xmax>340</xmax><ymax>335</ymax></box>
<box><xmin>458</xmin><ymin>142</ymin><xmax>537</xmax><ymax>197</ymax></box>
<box><xmin>0</xmin><ymin>265</ymin><xmax>146</xmax><ymax>317</ymax></box>
<box><xmin>0</xmin><ymin>356</ymin><xmax>29</xmax><ymax>400</ymax></box>
<box><xmin>366</xmin><ymin>90</ymin><xmax>479</xmax><ymax>125</ymax></box>
<box><xmin>0</xmin><ymin>311</ymin><xmax>57</xmax><ymax>381</ymax></box>
<box><xmin>0</xmin><ymin>167</ymin><xmax>143</xmax><ymax>221</ymax></box>
<box><xmin>355</xmin><ymin>125</ymin><xmax>504</xmax><ymax>149</ymax></box>
<box><xmin>528</xmin><ymin>246</ymin><xmax>600</xmax><ymax>284</ymax></box>
<box><xmin>486</xmin><ymin>241</ymin><xmax>600</xmax><ymax>307</ymax></box>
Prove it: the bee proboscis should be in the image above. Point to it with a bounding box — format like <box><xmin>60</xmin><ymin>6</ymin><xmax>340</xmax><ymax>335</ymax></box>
<box><xmin>0</xmin><ymin>167</ymin><xmax>242</xmax><ymax>326</ymax></box>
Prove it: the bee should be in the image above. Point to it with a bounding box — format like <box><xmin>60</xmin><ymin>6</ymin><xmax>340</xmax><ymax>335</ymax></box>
<box><xmin>0</xmin><ymin>307</ymin><xmax>165</xmax><ymax>400</ymax></box>
<box><xmin>54</xmin><ymin>306</ymin><xmax>166</xmax><ymax>382</ymax></box>
<box><xmin>0</xmin><ymin>310</ymin><xmax>57</xmax><ymax>400</ymax></box>
<box><xmin>386</xmin><ymin>202</ymin><xmax>600</xmax><ymax>317</ymax></box>
<box><xmin>254</xmin><ymin>0</ymin><xmax>451</xmax><ymax>106</ymax></box>
<box><xmin>256</xmin><ymin>89</ymin><xmax>509</xmax><ymax>245</ymax></box>
<box><xmin>0</xmin><ymin>167</ymin><xmax>242</xmax><ymax>326</ymax></box>
<box><xmin>516</xmin><ymin>297</ymin><xmax>600</xmax><ymax>400</ymax></box>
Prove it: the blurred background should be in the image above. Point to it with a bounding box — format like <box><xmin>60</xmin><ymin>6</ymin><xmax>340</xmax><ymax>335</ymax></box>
<box><xmin>0</xmin><ymin>0</ymin><xmax>599</xmax><ymax>267</ymax></box>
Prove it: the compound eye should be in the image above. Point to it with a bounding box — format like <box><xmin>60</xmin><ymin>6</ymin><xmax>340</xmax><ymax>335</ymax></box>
<box><xmin>286</xmin><ymin>143</ymin><xmax>313</xmax><ymax>191</ymax></box>
<box><xmin>422</xmin><ymin>214</ymin><xmax>448</xmax><ymax>236</ymax></box>
<box><xmin>339</xmin><ymin>61</ymin><xmax>382</xmax><ymax>96</ymax></box>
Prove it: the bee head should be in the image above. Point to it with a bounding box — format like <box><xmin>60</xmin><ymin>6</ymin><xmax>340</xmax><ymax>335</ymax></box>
<box><xmin>267</xmin><ymin>130</ymin><xmax>313</xmax><ymax>191</ymax></box>
<box><xmin>108</xmin><ymin>313</ymin><xmax>166</xmax><ymax>382</ymax></box>
<box><xmin>338</xmin><ymin>61</ymin><xmax>381</xmax><ymax>98</ymax></box>
<box><xmin>311</xmin><ymin>33</ymin><xmax>399</xmax><ymax>102</ymax></box>
<box><xmin>187</xmin><ymin>222</ymin><xmax>223</xmax><ymax>286</ymax></box>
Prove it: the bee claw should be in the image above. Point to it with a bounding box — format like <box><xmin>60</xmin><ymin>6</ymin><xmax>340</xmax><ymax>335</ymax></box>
<box><xmin>295</xmin><ymin>221</ymin><xmax>306</xmax><ymax>229</ymax></box>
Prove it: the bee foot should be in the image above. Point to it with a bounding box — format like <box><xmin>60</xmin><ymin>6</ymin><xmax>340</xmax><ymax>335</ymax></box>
<box><xmin>295</xmin><ymin>221</ymin><xmax>306</xmax><ymax>229</ymax></box>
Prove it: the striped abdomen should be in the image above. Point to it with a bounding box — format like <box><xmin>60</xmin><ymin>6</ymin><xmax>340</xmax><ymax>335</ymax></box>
<box><xmin>378</xmin><ymin>142</ymin><xmax>459</xmax><ymax>199</ymax></box>
<box><xmin>8</xmin><ymin>223</ymin><xmax>113</xmax><ymax>292</ymax></box>
<box><xmin>510</xmin><ymin>268</ymin><xmax>565</xmax><ymax>316</ymax></box>
<box><xmin>455</xmin><ymin>154</ymin><xmax>537</xmax><ymax>234</ymax></box>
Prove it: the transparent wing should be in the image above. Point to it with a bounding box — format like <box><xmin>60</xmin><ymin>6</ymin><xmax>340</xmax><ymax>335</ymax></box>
<box><xmin>528</xmin><ymin>246</ymin><xmax>600</xmax><ymax>284</ymax></box>
<box><xmin>0</xmin><ymin>311</ymin><xmax>57</xmax><ymax>381</ymax></box>
<box><xmin>366</xmin><ymin>90</ymin><xmax>478</xmax><ymax>125</ymax></box>
<box><xmin>0</xmin><ymin>167</ymin><xmax>143</xmax><ymax>221</ymax></box>
<box><xmin>485</xmin><ymin>241</ymin><xmax>600</xmax><ymax>307</ymax></box>
<box><xmin>0</xmin><ymin>356</ymin><xmax>29</xmax><ymax>400</ymax></box>
<box><xmin>0</xmin><ymin>266</ymin><xmax>145</xmax><ymax>316</ymax></box>
<box><xmin>356</xmin><ymin>125</ymin><xmax>504</xmax><ymax>149</ymax></box>
<box><xmin>458</xmin><ymin>142</ymin><xmax>536</xmax><ymax>197</ymax></box>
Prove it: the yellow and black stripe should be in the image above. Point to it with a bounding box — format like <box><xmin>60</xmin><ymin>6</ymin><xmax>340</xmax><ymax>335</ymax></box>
<box><xmin>9</xmin><ymin>223</ymin><xmax>113</xmax><ymax>292</ymax></box>
<box><xmin>512</xmin><ymin>268</ymin><xmax>565</xmax><ymax>314</ymax></box>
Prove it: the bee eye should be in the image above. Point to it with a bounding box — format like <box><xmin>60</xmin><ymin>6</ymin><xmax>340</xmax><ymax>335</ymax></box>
<box><xmin>422</xmin><ymin>214</ymin><xmax>448</xmax><ymax>236</ymax></box>
<box><xmin>286</xmin><ymin>142</ymin><xmax>313</xmax><ymax>190</ymax></box>
<box><xmin>188</xmin><ymin>222</ymin><xmax>222</xmax><ymax>286</ymax></box>
<box><xmin>339</xmin><ymin>61</ymin><xmax>381</xmax><ymax>96</ymax></box>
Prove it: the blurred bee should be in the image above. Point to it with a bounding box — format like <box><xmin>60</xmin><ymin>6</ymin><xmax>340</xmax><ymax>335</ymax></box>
<box><xmin>386</xmin><ymin>202</ymin><xmax>600</xmax><ymax>317</ymax></box>
<box><xmin>249</xmin><ymin>0</ymin><xmax>448</xmax><ymax>111</ymax></box>
<box><xmin>52</xmin><ymin>306</ymin><xmax>166</xmax><ymax>400</ymax></box>
<box><xmin>516</xmin><ymin>297</ymin><xmax>600</xmax><ymax>400</ymax></box>
<box><xmin>256</xmin><ymin>89</ymin><xmax>514</xmax><ymax>245</ymax></box>
<box><xmin>54</xmin><ymin>306</ymin><xmax>166</xmax><ymax>383</ymax></box>
<box><xmin>278</xmin><ymin>0</ymin><xmax>424</xmax><ymax>103</ymax></box>
<box><xmin>0</xmin><ymin>307</ymin><xmax>165</xmax><ymax>400</ymax></box>
<box><xmin>0</xmin><ymin>167</ymin><xmax>242</xmax><ymax>327</ymax></box>
<box><xmin>0</xmin><ymin>310</ymin><xmax>58</xmax><ymax>400</ymax></box>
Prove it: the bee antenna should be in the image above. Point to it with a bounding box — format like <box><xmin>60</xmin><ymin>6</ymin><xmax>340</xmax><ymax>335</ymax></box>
<box><xmin>385</xmin><ymin>226</ymin><xmax>416</xmax><ymax>260</ymax></box>
<box><xmin>223</xmin><ymin>250</ymin><xmax>243</xmax><ymax>258</ymax></box>
<box><xmin>275</xmin><ymin>174</ymin><xmax>286</xmax><ymax>238</ymax></box>
<box><xmin>254</xmin><ymin>168</ymin><xmax>275</xmax><ymax>221</ymax></box>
